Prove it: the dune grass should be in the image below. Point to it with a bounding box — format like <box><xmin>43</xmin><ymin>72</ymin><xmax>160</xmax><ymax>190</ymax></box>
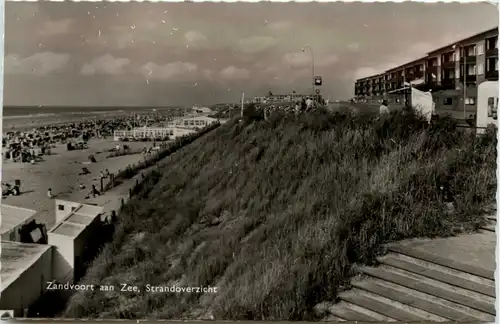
<box><xmin>65</xmin><ymin>108</ymin><xmax>496</xmax><ymax>320</ymax></box>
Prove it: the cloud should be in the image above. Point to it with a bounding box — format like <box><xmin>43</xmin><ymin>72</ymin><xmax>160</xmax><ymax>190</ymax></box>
<box><xmin>282</xmin><ymin>52</ymin><xmax>339</xmax><ymax>69</ymax></box>
<box><xmin>262</xmin><ymin>66</ymin><xmax>279</xmax><ymax>74</ymax></box>
<box><xmin>202</xmin><ymin>69</ymin><xmax>215</xmax><ymax>79</ymax></box>
<box><xmin>141</xmin><ymin>61</ymin><xmax>198</xmax><ymax>81</ymax></box>
<box><xmin>239</xmin><ymin>36</ymin><xmax>279</xmax><ymax>54</ymax></box>
<box><xmin>184</xmin><ymin>31</ymin><xmax>207</xmax><ymax>44</ymax></box>
<box><xmin>347</xmin><ymin>43</ymin><xmax>360</xmax><ymax>51</ymax></box>
<box><xmin>5</xmin><ymin>52</ymin><xmax>71</xmax><ymax>75</ymax></box>
<box><xmin>351</xmin><ymin>65</ymin><xmax>394</xmax><ymax>80</ymax></box>
<box><xmin>81</xmin><ymin>54</ymin><xmax>131</xmax><ymax>76</ymax></box>
<box><xmin>38</xmin><ymin>19</ymin><xmax>74</xmax><ymax>36</ymax></box>
<box><xmin>267</xmin><ymin>21</ymin><xmax>292</xmax><ymax>32</ymax></box>
<box><xmin>116</xmin><ymin>33</ymin><xmax>135</xmax><ymax>49</ymax></box>
<box><xmin>219</xmin><ymin>66</ymin><xmax>250</xmax><ymax>80</ymax></box>
<box><xmin>351</xmin><ymin>41</ymin><xmax>436</xmax><ymax>79</ymax></box>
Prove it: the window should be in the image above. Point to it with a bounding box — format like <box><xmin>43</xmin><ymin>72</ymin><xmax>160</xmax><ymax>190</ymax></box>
<box><xmin>58</xmin><ymin>204</ymin><xmax>65</xmax><ymax>211</ymax></box>
<box><xmin>477</xmin><ymin>43</ymin><xmax>485</xmax><ymax>55</ymax></box>
<box><xmin>496</xmin><ymin>59</ymin><xmax>499</xmax><ymax>71</ymax></box>
<box><xmin>487</xmin><ymin>97</ymin><xmax>498</xmax><ymax>119</ymax></box>
<box><xmin>443</xmin><ymin>98</ymin><xmax>453</xmax><ymax>105</ymax></box>
<box><xmin>452</xmin><ymin>53</ymin><xmax>456</xmax><ymax>62</ymax></box>
<box><xmin>468</xmin><ymin>65</ymin><xmax>476</xmax><ymax>75</ymax></box>
<box><xmin>468</xmin><ymin>46</ymin><xmax>476</xmax><ymax>56</ymax></box>
<box><xmin>71</xmin><ymin>206</ymin><xmax>76</xmax><ymax>211</ymax></box>
<box><xmin>465</xmin><ymin>97</ymin><xmax>476</xmax><ymax>105</ymax></box>
<box><xmin>477</xmin><ymin>63</ymin><xmax>485</xmax><ymax>75</ymax></box>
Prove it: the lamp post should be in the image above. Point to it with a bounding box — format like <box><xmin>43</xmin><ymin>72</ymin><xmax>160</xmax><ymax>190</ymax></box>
<box><xmin>301</xmin><ymin>46</ymin><xmax>315</xmax><ymax>98</ymax></box>
<box><xmin>453</xmin><ymin>43</ymin><xmax>467</xmax><ymax>120</ymax></box>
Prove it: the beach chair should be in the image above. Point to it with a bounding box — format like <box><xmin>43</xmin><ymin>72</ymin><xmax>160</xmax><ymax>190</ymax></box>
<box><xmin>79</xmin><ymin>167</ymin><xmax>91</xmax><ymax>175</ymax></box>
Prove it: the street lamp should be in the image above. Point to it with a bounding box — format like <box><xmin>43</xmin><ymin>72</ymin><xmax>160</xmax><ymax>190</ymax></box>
<box><xmin>301</xmin><ymin>46</ymin><xmax>315</xmax><ymax>97</ymax></box>
<box><xmin>452</xmin><ymin>43</ymin><xmax>467</xmax><ymax>119</ymax></box>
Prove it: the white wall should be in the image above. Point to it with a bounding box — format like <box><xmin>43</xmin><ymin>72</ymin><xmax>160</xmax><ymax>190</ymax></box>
<box><xmin>48</xmin><ymin>233</ymin><xmax>75</xmax><ymax>284</ymax></box>
<box><xmin>74</xmin><ymin>216</ymin><xmax>101</xmax><ymax>261</ymax></box>
<box><xmin>54</xmin><ymin>200</ymin><xmax>81</xmax><ymax>225</ymax></box>
<box><xmin>174</xmin><ymin>128</ymin><xmax>195</xmax><ymax>138</ymax></box>
<box><xmin>0</xmin><ymin>247</ymin><xmax>53</xmax><ymax>317</ymax></box>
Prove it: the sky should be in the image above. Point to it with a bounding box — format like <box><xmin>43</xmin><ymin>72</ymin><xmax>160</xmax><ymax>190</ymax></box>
<box><xmin>4</xmin><ymin>2</ymin><xmax>498</xmax><ymax>107</ymax></box>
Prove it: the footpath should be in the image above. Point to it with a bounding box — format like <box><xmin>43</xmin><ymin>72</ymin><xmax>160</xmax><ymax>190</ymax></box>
<box><xmin>322</xmin><ymin>209</ymin><xmax>496</xmax><ymax>322</ymax></box>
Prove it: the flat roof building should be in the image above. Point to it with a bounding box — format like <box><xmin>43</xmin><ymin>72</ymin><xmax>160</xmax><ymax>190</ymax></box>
<box><xmin>0</xmin><ymin>241</ymin><xmax>53</xmax><ymax>317</ymax></box>
<box><xmin>48</xmin><ymin>201</ymin><xmax>104</xmax><ymax>284</ymax></box>
<box><xmin>354</xmin><ymin>27</ymin><xmax>498</xmax><ymax>114</ymax></box>
<box><xmin>1</xmin><ymin>204</ymin><xmax>38</xmax><ymax>242</ymax></box>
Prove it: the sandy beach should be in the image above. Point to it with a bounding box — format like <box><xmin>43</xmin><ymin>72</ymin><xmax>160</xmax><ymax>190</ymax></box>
<box><xmin>2</xmin><ymin>137</ymin><xmax>154</xmax><ymax>228</ymax></box>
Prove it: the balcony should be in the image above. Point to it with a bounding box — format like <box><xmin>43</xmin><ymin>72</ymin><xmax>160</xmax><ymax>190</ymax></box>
<box><xmin>441</xmin><ymin>78</ymin><xmax>455</xmax><ymax>88</ymax></box>
<box><xmin>410</xmin><ymin>71</ymin><xmax>424</xmax><ymax>80</ymax></box>
<box><xmin>458</xmin><ymin>56</ymin><xmax>476</xmax><ymax>64</ymax></box>
<box><xmin>486</xmin><ymin>48</ymin><xmax>498</xmax><ymax>58</ymax></box>
<box><xmin>486</xmin><ymin>70</ymin><xmax>499</xmax><ymax>80</ymax></box>
<box><xmin>442</xmin><ymin>60</ymin><xmax>455</xmax><ymax>68</ymax></box>
<box><xmin>426</xmin><ymin>65</ymin><xmax>438</xmax><ymax>73</ymax></box>
<box><xmin>459</xmin><ymin>74</ymin><xmax>477</xmax><ymax>83</ymax></box>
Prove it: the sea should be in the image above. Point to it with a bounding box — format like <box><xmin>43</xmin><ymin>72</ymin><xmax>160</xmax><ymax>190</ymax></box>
<box><xmin>3</xmin><ymin>106</ymin><xmax>177</xmax><ymax>119</ymax></box>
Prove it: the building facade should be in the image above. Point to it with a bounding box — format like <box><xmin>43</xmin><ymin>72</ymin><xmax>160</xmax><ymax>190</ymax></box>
<box><xmin>354</xmin><ymin>27</ymin><xmax>498</xmax><ymax>114</ymax></box>
<box><xmin>251</xmin><ymin>93</ymin><xmax>322</xmax><ymax>104</ymax></box>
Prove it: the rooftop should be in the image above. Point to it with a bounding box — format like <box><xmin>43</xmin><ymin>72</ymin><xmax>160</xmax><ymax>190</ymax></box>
<box><xmin>49</xmin><ymin>203</ymin><xmax>104</xmax><ymax>238</ymax></box>
<box><xmin>0</xmin><ymin>204</ymin><xmax>37</xmax><ymax>235</ymax></box>
<box><xmin>428</xmin><ymin>26</ymin><xmax>498</xmax><ymax>55</ymax></box>
<box><xmin>1</xmin><ymin>240</ymin><xmax>52</xmax><ymax>292</ymax></box>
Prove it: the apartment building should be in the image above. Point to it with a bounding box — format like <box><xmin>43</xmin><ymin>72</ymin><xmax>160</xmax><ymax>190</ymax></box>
<box><xmin>354</xmin><ymin>27</ymin><xmax>498</xmax><ymax>113</ymax></box>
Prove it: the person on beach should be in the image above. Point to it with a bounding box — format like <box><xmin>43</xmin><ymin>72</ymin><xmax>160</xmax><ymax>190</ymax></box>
<box><xmin>47</xmin><ymin>188</ymin><xmax>54</xmax><ymax>199</ymax></box>
<box><xmin>91</xmin><ymin>184</ymin><xmax>101</xmax><ymax>198</ymax></box>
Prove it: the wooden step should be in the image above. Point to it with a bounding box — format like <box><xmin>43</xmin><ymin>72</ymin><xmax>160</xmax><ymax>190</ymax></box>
<box><xmin>378</xmin><ymin>253</ymin><xmax>495</xmax><ymax>297</ymax></box>
<box><xmin>339</xmin><ymin>289</ymin><xmax>446</xmax><ymax>322</ymax></box>
<box><xmin>387</xmin><ymin>245</ymin><xmax>494</xmax><ymax>280</ymax></box>
<box><xmin>327</xmin><ymin>301</ymin><xmax>393</xmax><ymax>321</ymax></box>
<box><xmin>358</xmin><ymin>265</ymin><xmax>495</xmax><ymax>315</ymax></box>
<box><xmin>351</xmin><ymin>276</ymin><xmax>494</xmax><ymax>322</ymax></box>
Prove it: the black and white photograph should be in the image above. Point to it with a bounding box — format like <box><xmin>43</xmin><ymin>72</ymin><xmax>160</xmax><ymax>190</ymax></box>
<box><xmin>0</xmin><ymin>1</ymin><xmax>498</xmax><ymax>321</ymax></box>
